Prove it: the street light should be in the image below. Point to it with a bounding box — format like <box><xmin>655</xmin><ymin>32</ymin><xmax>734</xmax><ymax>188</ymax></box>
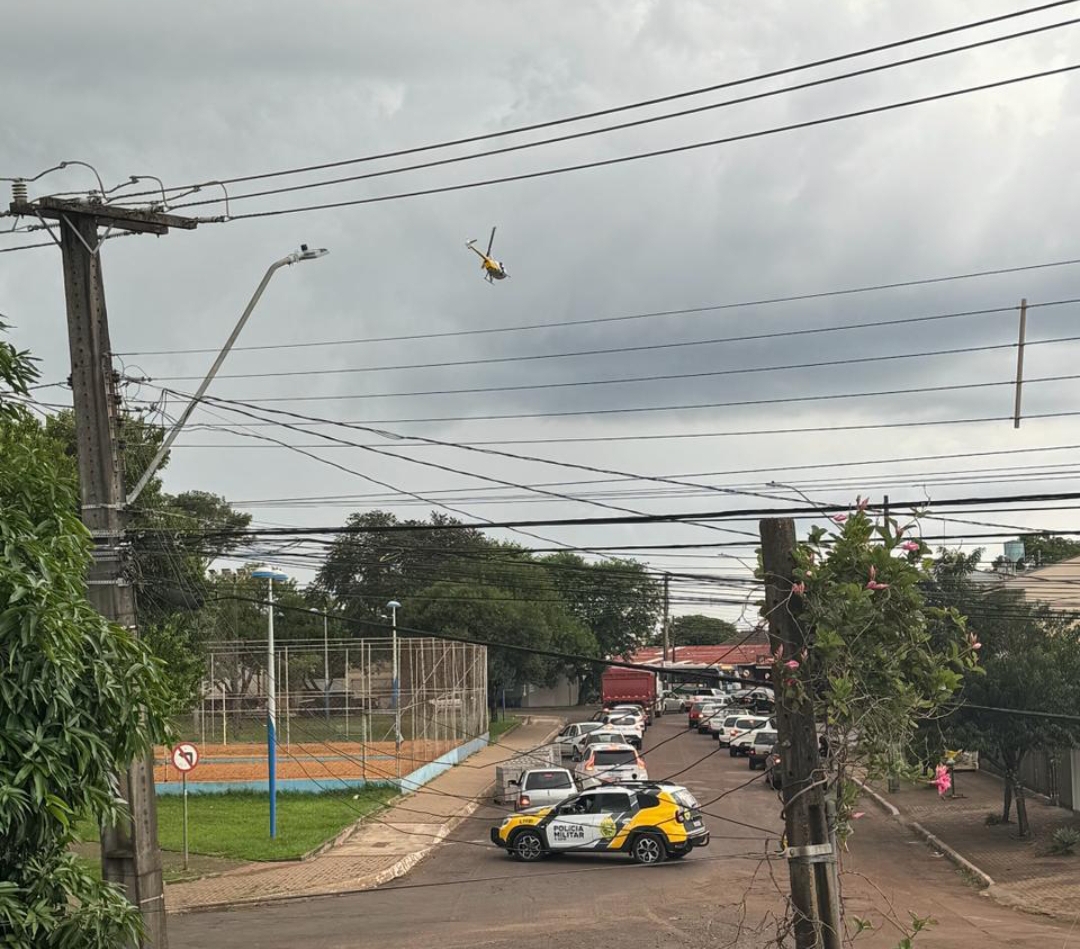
<box><xmin>126</xmin><ymin>244</ymin><xmax>330</xmax><ymax>506</ymax></box>
<box><xmin>253</xmin><ymin>568</ymin><xmax>288</xmax><ymax>838</ymax></box>
<box><xmin>387</xmin><ymin>600</ymin><xmax>402</xmax><ymax>754</ymax></box>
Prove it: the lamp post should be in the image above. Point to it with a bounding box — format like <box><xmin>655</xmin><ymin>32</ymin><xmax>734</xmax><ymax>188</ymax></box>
<box><xmin>126</xmin><ymin>244</ymin><xmax>329</xmax><ymax>506</ymax></box>
<box><xmin>253</xmin><ymin>568</ymin><xmax>288</xmax><ymax>838</ymax></box>
<box><xmin>387</xmin><ymin>600</ymin><xmax>402</xmax><ymax>753</ymax></box>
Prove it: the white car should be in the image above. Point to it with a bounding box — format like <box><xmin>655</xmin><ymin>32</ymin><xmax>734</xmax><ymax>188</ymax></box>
<box><xmin>603</xmin><ymin>707</ymin><xmax>647</xmax><ymax>731</ymax></box>
<box><xmin>575</xmin><ymin>743</ymin><xmax>649</xmax><ymax>787</ymax></box>
<box><xmin>602</xmin><ymin>714</ymin><xmax>644</xmax><ymax>749</ymax></box>
<box><xmin>695</xmin><ymin>702</ymin><xmax>723</xmax><ymax>733</ymax></box>
<box><xmin>729</xmin><ymin>719</ymin><xmax>774</xmax><ymax>757</ymax></box>
<box><xmin>718</xmin><ymin>714</ymin><xmax>769</xmax><ymax>747</ymax></box>
<box><xmin>554</xmin><ymin>721</ymin><xmax>605</xmax><ymax>759</ymax></box>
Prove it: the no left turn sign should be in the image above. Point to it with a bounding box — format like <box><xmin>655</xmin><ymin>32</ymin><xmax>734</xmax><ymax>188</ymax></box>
<box><xmin>171</xmin><ymin>742</ymin><xmax>200</xmax><ymax>773</ymax></box>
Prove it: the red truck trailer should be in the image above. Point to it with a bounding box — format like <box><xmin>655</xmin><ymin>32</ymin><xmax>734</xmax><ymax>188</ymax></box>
<box><xmin>601</xmin><ymin>667</ymin><xmax>661</xmax><ymax>719</ymax></box>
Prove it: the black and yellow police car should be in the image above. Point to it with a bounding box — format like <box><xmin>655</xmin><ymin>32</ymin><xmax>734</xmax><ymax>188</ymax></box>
<box><xmin>490</xmin><ymin>782</ymin><xmax>709</xmax><ymax>865</ymax></box>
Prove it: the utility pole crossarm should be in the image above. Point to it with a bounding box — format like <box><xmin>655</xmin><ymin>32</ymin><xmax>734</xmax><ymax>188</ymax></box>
<box><xmin>10</xmin><ymin>196</ymin><xmax>198</xmax><ymax>234</ymax></box>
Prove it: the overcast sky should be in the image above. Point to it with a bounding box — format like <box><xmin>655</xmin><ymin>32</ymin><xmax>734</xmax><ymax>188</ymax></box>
<box><xmin>2</xmin><ymin>0</ymin><xmax>1079</xmax><ymax>622</ymax></box>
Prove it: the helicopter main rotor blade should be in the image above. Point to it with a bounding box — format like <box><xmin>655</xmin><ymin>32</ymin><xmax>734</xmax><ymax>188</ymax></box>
<box><xmin>486</xmin><ymin>226</ymin><xmax>496</xmax><ymax>257</ymax></box>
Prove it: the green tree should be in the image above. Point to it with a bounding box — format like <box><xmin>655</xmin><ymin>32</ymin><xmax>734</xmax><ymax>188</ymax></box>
<box><xmin>664</xmin><ymin>613</ymin><xmax>739</xmax><ymax>646</ymax></box>
<box><xmin>930</xmin><ymin>552</ymin><xmax>1080</xmax><ymax>837</ymax></box>
<box><xmin>315</xmin><ymin>511</ymin><xmax>496</xmax><ymax>625</ymax></box>
<box><xmin>42</xmin><ymin>411</ymin><xmax>251</xmax><ymax>709</ymax></box>
<box><xmin>0</xmin><ymin>329</ymin><xmax>172</xmax><ymax>946</ymax></box>
<box><xmin>539</xmin><ymin>553</ymin><xmax>661</xmax><ymax>701</ymax></box>
<box><xmin>406</xmin><ymin>569</ymin><xmax>598</xmax><ymax>700</ymax></box>
<box><xmin>780</xmin><ymin>510</ymin><xmax>978</xmax><ymax>836</ymax></box>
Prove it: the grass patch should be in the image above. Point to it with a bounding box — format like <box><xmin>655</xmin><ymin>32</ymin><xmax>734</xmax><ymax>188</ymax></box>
<box><xmin>489</xmin><ymin>716</ymin><xmax>521</xmax><ymax>744</ymax></box>
<box><xmin>78</xmin><ymin>788</ymin><xmax>398</xmax><ymax>862</ymax></box>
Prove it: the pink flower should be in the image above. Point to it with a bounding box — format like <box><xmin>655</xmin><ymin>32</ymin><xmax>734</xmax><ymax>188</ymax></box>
<box><xmin>856</xmin><ymin>496</ymin><xmax>870</xmax><ymax>512</ymax></box>
<box><xmin>901</xmin><ymin>541</ymin><xmax>920</xmax><ymax>553</ymax></box>
<box><xmin>784</xmin><ymin>659</ymin><xmax>800</xmax><ymax>670</ymax></box>
<box><xmin>831</xmin><ymin>514</ymin><xmax>848</xmax><ymax>524</ymax></box>
<box><xmin>852</xmin><ymin>812</ymin><xmax>865</xmax><ymax>820</ymax></box>
<box><xmin>967</xmin><ymin>632</ymin><xmax>982</xmax><ymax>651</ymax></box>
<box><xmin>791</xmin><ymin>582</ymin><xmax>806</xmax><ymax>596</ymax></box>
<box><xmin>866</xmin><ymin>564</ymin><xmax>890</xmax><ymax>591</ymax></box>
<box><xmin>895</xmin><ymin>525</ymin><xmax>905</xmax><ymax>539</ymax></box>
<box><xmin>934</xmin><ymin>764</ymin><xmax>952</xmax><ymax>796</ymax></box>
<box><xmin>784</xmin><ymin>677</ymin><xmax>798</xmax><ymax>688</ymax></box>
<box><xmin>772</xmin><ymin>644</ymin><xmax>784</xmax><ymax>660</ymax></box>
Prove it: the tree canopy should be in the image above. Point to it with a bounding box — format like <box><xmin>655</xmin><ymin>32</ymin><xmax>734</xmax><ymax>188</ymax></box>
<box><xmin>661</xmin><ymin>612</ymin><xmax>740</xmax><ymax>646</ymax></box>
<box><xmin>0</xmin><ymin>328</ymin><xmax>172</xmax><ymax>946</ymax></box>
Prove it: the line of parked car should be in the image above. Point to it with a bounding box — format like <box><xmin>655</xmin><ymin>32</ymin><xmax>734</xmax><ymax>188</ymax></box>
<box><xmin>685</xmin><ymin>689</ymin><xmax>782</xmax><ymax>789</ymax></box>
<box><xmin>493</xmin><ymin>703</ymin><xmax>710</xmax><ymax>865</ymax></box>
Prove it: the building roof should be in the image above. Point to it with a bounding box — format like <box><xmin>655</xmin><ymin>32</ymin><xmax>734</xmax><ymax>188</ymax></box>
<box><xmin>997</xmin><ymin>554</ymin><xmax>1080</xmax><ymax>611</ymax></box>
<box><xmin>621</xmin><ymin>644</ymin><xmax>772</xmax><ymax>668</ymax></box>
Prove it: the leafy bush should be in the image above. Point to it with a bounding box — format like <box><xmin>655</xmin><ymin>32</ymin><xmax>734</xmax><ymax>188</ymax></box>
<box><xmin>1049</xmin><ymin>827</ymin><xmax>1080</xmax><ymax>856</ymax></box>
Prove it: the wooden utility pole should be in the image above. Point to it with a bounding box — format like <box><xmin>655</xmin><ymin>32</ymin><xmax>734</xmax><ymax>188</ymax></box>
<box><xmin>11</xmin><ymin>194</ymin><xmax>197</xmax><ymax>947</ymax></box>
<box><xmin>760</xmin><ymin>518</ymin><xmax>842</xmax><ymax>949</ymax></box>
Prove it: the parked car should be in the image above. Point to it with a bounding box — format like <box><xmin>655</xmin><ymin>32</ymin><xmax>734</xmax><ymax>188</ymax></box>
<box><xmin>490</xmin><ymin>782</ymin><xmax>709</xmax><ymax>864</ymax></box>
<box><xmin>576</xmin><ymin>730</ymin><xmax>626</xmax><ymax>760</ymax></box>
<box><xmin>715</xmin><ymin>714</ymin><xmax>744</xmax><ymax>746</ymax></box>
<box><xmin>610</xmin><ymin>703</ymin><xmax>651</xmax><ymax>727</ymax></box>
<box><xmin>729</xmin><ymin>720</ymin><xmax>774</xmax><ymax>757</ymax></box>
<box><xmin>602</xmin><ymin>714</ymin><xmax>644</xmax><ymax>749</ymax></box>
<box><xmin>575</xmin><ymin>743</ymin><xmax>649</xmax><ymax>787</ymax></box>
<box><xmin>553</xmin><ymin>721</ymin><xmax>605</xmax><ymax>759</ymax></box>
<box><xmin>719</xmin><ymin>715</ymin><xmax>770</xmax><ymax>750</ymax></box>
<box><xmin>604</xmin><ymin>706</ymin><xmax>648</xmax><ymax>730</ymax></box>
<box><xmin>696</xmin><ymin>702</ymin><xmax>729</xmax><ymax>734</ymax></box>
<box><xmin>688</xmin><ymin>701</ymin><xmax>710</xmax><ymax>729</ymax></box>
<box><xmin>748</xmin><ymin>730</ymin><xmax>779</xmax><ymax>770</ymax></box>
<box><xmin>509</xmin><ymin>768</ymin><xmax>578</xmax><ymax>810</ymax></box>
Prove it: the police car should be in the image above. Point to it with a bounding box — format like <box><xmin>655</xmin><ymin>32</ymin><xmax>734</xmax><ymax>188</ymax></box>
<box><xmin>489</xmin><ymin>782</ymin><xmax>709</xmax><ymax>865</ymax></box>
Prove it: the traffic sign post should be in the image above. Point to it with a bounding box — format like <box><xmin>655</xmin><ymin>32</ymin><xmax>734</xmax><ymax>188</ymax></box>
<box><xmin>170</xmin><ymin>744</ymin><xmax>200</xmax><ymax>870</ymax></box>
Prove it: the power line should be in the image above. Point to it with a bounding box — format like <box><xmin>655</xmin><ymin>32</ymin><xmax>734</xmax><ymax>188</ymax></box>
<box><xmin>178</xmin><ymin>373</ymin><xmax>1080</xmax><ymax>428</ymax></box>
<box><xmin>132</xmin><ymin>489</ymin><xmax>1080</xmax><ymax>538</ymax></box>
<box><xmin>106</xmin><ymin>0</ymin><xmax>1079</xmax><ymax>202</ymax></box>
<box><xmin>209</xmin><ymin>63</ymin><xmax>1080</xmax><ymax>221</ymax></box>
<box><xmin>154</xmin><ymin>16</ymin><xmax>1080</xmax><ymax>213</ymax></box>
<box><xmin>152</xmin><ymin>331</ymin><xmax>1080</xmax><ymax>382</ymax></box>
<box><xmin>224</xmin><ymin>443</ymin><xmax>1080</xmax><ymax>507</ymax></box>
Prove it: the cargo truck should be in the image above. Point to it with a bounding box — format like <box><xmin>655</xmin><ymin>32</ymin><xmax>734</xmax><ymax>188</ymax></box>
<box><xmin>600</xmin><ymin>667</ymin><xmax>661</xmax><ymax>719</ymax></box>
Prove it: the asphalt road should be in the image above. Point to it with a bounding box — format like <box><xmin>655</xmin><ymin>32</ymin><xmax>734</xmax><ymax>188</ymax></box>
<box><xmin>172</xmin><ymin>714</ymin><xmax>1074</xmax><ymax>949</ymax></box>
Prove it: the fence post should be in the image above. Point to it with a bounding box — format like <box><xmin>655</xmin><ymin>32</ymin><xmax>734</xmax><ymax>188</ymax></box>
<box><xmin>344</xmin><ymin>647</ymin><xmax>350</xmax><ymax>740</ymax></box>
<box><xmin>284</xmin><ymin>646</ymin><xmax>291</xmax><ymax>751</ymax></box>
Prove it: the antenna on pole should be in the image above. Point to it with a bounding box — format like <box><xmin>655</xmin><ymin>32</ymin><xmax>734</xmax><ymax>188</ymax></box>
<box><xmin>1013</xmin><ymin>298</ymin><xmax>1028</xmax><ymax>429</ymax></box>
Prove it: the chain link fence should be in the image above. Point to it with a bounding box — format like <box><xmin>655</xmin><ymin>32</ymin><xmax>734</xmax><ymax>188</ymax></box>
<box><xmin>160</xmin><ymin>637</ymin><xmax>488</xmax><ymax>787</ymax></box>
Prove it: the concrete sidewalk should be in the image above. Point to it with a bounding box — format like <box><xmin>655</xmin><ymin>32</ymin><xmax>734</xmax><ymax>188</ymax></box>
<box><xmin>166</xmin><ymin>716</ymin><xmax>563</xmax><ymax>912</ymax></box>
<box><xmin>867</xmin><ymin>769</ymin><xmax>1080</xmax><ymax>919</ymax></box>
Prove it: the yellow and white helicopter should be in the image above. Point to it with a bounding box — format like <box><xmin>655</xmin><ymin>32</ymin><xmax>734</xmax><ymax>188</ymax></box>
<box><xmin>466</xmin><ymin>227</ymin><xmax>508</xmax><ymax>284</ymax></box>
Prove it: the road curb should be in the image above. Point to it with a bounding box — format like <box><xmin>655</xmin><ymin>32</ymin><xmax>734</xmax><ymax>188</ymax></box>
<box><xmin>859</xmin><ymin>781</ymin><xmax>996</xmax><ymax>890</ymax></box>
<box><xmin>169</xmin><ymin>718</ymin><xmax>567</xmax><ymax>913</ymax></box>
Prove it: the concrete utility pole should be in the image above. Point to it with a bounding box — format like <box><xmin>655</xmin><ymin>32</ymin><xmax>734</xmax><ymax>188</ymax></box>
<box><xmin>759</xmin><ymin>518</ymin><xmax>842</xmax><ymax>949</ymax></box>
<box><xmin>10</xmin><ymin>194</ymin><xmax>198</xmax><ymax>948</ymax></box>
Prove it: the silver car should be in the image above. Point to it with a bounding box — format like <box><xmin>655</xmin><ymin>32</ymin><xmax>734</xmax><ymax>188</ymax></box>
<box><xmin>553</xmin><ymin>721</ymin><xmax>604</xmax><ymax>759</ymax></box>
<box><xmin>511</xmin><ymin>768</ymin><xmax>578</xmax><ymax>809</ymax></box>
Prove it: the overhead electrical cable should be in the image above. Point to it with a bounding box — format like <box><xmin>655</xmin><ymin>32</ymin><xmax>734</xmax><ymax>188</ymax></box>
<box><xmin>105</xmin><ymin>0</ymin><xmax>1080</xmax><ymax>199</ymax></box>
<box><xmin>153</xmin><ymin>16</ymin><xmax>1080</xmax><ymax>212</ymax></box>
<box><xmin>113</xmin><ymin>281</ymin><xmax>1080</xmax><ymax>359</ymax></box>
<box><xmin>205</xmin><ymin>63</ymin><xmax>1080</xmax><ymax>221</ymax></box>
<box><xmin>150</xmin><ymin>331</ymin><xmax>1080</xmax><ymax>382</ymax></box>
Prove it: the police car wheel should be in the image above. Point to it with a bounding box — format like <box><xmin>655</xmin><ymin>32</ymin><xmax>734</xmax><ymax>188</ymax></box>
<box><xmin>631</xmin><ymin>833</ymin><xmax>666</xmax><ymax>865</ymax></box>
<box><xmin>511</xmin><ymin>830</ymin><xmax>545</xmax><ymax>861</ymax></box>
